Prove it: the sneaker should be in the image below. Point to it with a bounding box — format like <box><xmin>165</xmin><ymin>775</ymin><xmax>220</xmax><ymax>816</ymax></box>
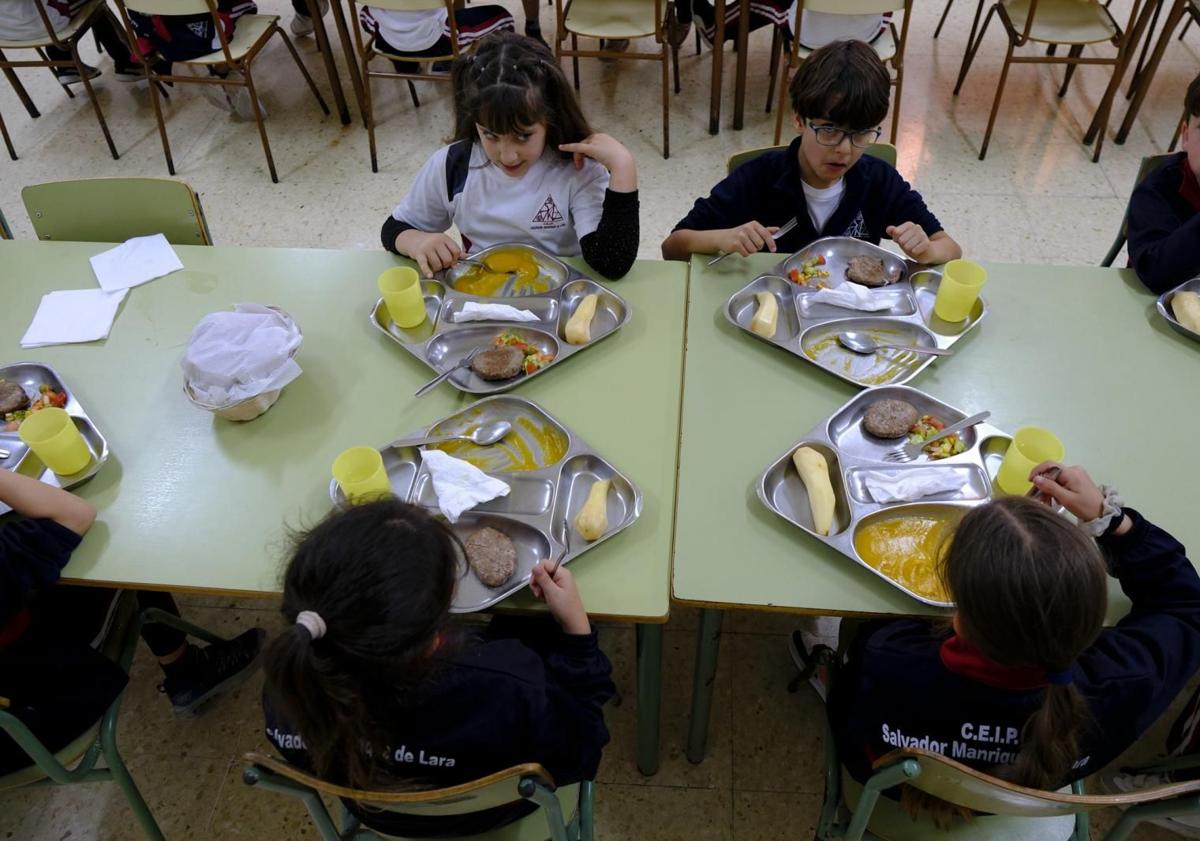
<box><xmin>788</xmin><ymin>630</ymin><xmax>831</xmax><ymax>701</ymax></box>
<box><xmin>159</xmin><ymin>628</ymin><xmax>265</xmax><ymax>718</ymax></box>
<box><xmin>289</xmin><ymin>0</ymin><xmax>329</xmax><ymax>37</ymax></box>
<box><xmin>112</xmin><ymin>64</ymin><xmax>146</xmax><ymax>83</ymax></box>
<box><xmin>54</xmin><ymin>63</ymin><xmax>101</xmax><ymax>86</ymax></box>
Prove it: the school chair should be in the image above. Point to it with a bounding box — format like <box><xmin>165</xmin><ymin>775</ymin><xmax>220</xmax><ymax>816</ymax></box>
<box><xmin>242</xmin><ymin>752</ymin><xmax>594</xmax><ymax>840</ymax></box>
<box><xmin>0</xmin><ymin>0</ymin><xmax>123</xmax><ymax>160</ymax></box>
<box><xmin>343</xmin><ymin>0</ymin><xmax>460</xmax><ymax>173</ymax></box>
<box><xmin>770</xmin><ymin>0</ymin><xmax>913</xmax><ymax>147</ymax></box>
<box><xmin>1099</xmin><ymin>152</ymin><xmax>1173</xmax><ymax>267</ymax></box>
<box><xmin>727</xmin><ymin>141</ymin><xmax>898</xmax><ymax>175</ymax></box>
<box><xmin>0</xmin><ymin>107</ymin><xmax>14</xmax><ymax>161</ymax></box>
<box><xmin>110</xmin><ymin>0</ymin><xmax>330</xmax><ymax>184</ymax></box>
<box><xmin>22</xmin><ymin>178</ymin><xmax>213</xmax><ymax>245</ymax></box>
<box><xmin>793</xmin><ymin>644</ymin><xmax>1200</xmax><ymax>841</ymax></box>
<box><xmin>553</xmin><ymin>0</ymin><xmax>679</xmax><ymax>159</ymax></box>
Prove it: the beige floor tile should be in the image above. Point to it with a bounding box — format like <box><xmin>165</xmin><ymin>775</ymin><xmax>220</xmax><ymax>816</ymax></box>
<box><xmin>1024</xmin><ymin>195</ymin><xmax>1130</xmax><ymax>265</ymax></box>
<box><xmin>0</xmin><ymin>785</ymin><xmax>52</xmax><ymax>839</ymax></box>
<box><xmin>919</xmin><ymin>192</ymin><xmax>1043</xmax><ymax>264</ymax></box>
<box><xmin>594</xmin><ymin>782</ymin><xmax>733</xmax><ymax>841</ymax></box>
<box><xmin>733</xmin><ymin>789</ymin><xmax>823</xmax><ymax>841</ymax></box>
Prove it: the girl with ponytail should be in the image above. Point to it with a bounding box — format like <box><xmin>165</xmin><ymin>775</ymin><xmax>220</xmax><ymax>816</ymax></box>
<box><xmin>262</xmin><ymin>498</ymin><xmax>614</xmax><ymax>837</ymax></box>
<box><xmin>828</xmin><ymin>463</ymin><xmax>1200</xmax><ymax>821</ymax></box>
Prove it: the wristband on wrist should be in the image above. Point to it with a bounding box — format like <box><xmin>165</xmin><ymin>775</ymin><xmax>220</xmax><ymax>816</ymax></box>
<box><xmin>1080</xmin><ymin>485</ymin><xmax>1124</xmax><ymax>537</ymax></box>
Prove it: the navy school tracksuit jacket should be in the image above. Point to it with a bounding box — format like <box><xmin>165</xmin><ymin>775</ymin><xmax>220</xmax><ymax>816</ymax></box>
<box><xmin>1126</xmin><ymin>152</ymin><xmax>1200</xmax><ymax>294</ymax></box>
<box><xmin>263</xmin><ymin>615</ymin><xmax>614</xmax><ymax>837</ymax></box>
<box><xmin>829</xmin><ymin>509</ymin><xmax>1200</xmax><ymax>788</ymax></box>
<box><xmin>671</xmin><ymin>136</ymin><xmax>944</xmax><ymax>254</ymax></box>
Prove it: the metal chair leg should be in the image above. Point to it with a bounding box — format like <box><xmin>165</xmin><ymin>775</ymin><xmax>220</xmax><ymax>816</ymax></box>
<box><xmin>144</xmin><ymin>64</ymin><xmax>175</xmax><ymax>175</ymax></box>
<box><xmin>934</xmin><ymin>0</ymin><xmax>957</xmax><ymax>38</ymax></box>
<box><xmin>0</xmin><ymin>109</ymin><xmax>15</xmax><ymax>160</ymax></box>
<box><xmin>407</xmin><ymin>79</ymin><xmax>420</xmax><ymax>108</ymax></box>
<box><xmin>240</xmin><ymin>64</ymin><xmax>278</xmax><ymax>183</ymax></box>
<box><xmin>889</xmin><ymin>69</ymin><xmax>903</xmax><ymax>144</ymax></box>
<box><xmin>1058</xmin><ymin>44</ymin><xmax>1084</xmax><ymax>97</ymax></box>
<box><xmin>101</xmin><ymin>709</ymin><xmax>165</xmax><ymax>841</ymax></box>
<box><xmin>571</xmin><ymin>34</ymin><xmax>579</xmax><ymax>90</ymax></box>
<box><xmin>73</xmin><ymin>46</ymin><xmax>118</xmax><ymax>159</ymax></box>
<box><xmin>276</xmin><ymin>26</ymin><xmax>330</xmax><ymax>115</ymax></box>
<box><xmin>660</xmin><ymin>37</ymin><xmax>670</xmax><ymax>159</ymax></box>
<box><xmin>363</xmin><ymin>57</ymin><xmax>380</xmax><ymax>172</ymax></box>
<box><xmin>40</xmin><ymin>47</ymin><xmax>77</xmax><ymax>99</ymax></box>
<box><xmin>953</xmin><ymin>0</ymin><xmax>991</xmax><ymax>94</ymax></box>
<box><xmin>765</xmin><ymin>25</ymin><xmax>781</xmax><ymax>113</ymax></box>
<box><xmin>979</xmin><ymin>39</ymin><xmax>1015</xmax><ymax>160</ymax></box>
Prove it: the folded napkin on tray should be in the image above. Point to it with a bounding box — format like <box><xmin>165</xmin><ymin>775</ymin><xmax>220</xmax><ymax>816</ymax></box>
<box><xmin>810</xmin><ymin>281</ymin><xmax>896</xmax><ymax>312</ymax></box>
<box><xmin>451</xmin><ymin>302</ymin><xmax>540</xmax><ymax>323</ymax></box>
<box><xmin>89</xmin><ymin>233</ymin><xmax>184</xmax><ymax>292</ymax></box>
<box><xmin>20</xmin><ymin>288</ymin><xmax>128</xmax><ymax>348</ymax></box>
<box><xmin>181</xmin><ymin>303</ymin><xmax>302</xmax><ymax>408</ymax></box>
<box><xmin>420</xmin><ymin>449</ymin><xmax>510</xmax><ymax>523</ymax></box>
<box><xmin>862</xmin><ymin>469</ymin><xmax>971</xmax><ymax>504</ymax></box>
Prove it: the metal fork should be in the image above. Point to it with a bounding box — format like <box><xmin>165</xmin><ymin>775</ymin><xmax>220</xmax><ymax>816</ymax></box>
<box><xmin>707</xmin><ymin>217</ymin><xmax>800</xmax><ymax>267</ymax></box>
<box><xmin>883</xmin><ymin>411</ymin><xmax>991</xmax><ymax>463</ymax></box>
<box><xmin>545</xmin><ymin>512</ymin><xmax>571</xmax><ymax>576</ymax></box>
<box><xmin>414</xmin><ymin>348</ymin><xmax>481</xmax><ymax>397</ymax></box>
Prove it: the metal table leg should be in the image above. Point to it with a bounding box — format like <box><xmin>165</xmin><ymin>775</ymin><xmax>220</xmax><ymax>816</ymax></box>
<box><xmin>732</xmin><ymin>0</ymin><xmax>750</xmax><ymax>130</ymax></box>
<box><xmin>709</xmin><ymin>0</ymin><xmax>726</xmax><ymax>134</ymax></box>
<box><xmin>685</xmin><ymin>608</ymin><xmax>723</xmax><ymax>764</ymax></box>
<box><xmin>636</xmin><ymin>623</ymin><xmax>664</xmax><ymax>776</ymax></box>
<box><xmin>305</xmin><ymin>0</ymin><xmax>351</xmax><ymax>124</ymax></box>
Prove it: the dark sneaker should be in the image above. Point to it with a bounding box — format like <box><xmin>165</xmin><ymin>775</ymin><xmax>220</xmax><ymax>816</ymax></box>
<box><xmin>788</xmin><ymin>630</ymin><xmax>830</xmax><ymax>701</ymax></box>
<box><xmin>54</xmin><ymin>63</ymin><xmax>101</xmax><ymax>86</ymax></box>
<box><xmin>430</xmin><ymin>60</ymin><xmax>452</xmax><ymax>73</ymax></box>
<box><xmin>159</xmin><ymin>628</ymin><xmax>265</xmax><ymax>718</ymax></box>
<box><xmin>112</xmin><ymin>64</ymin><xmax>145</xmax><ymax>83</ymax></box>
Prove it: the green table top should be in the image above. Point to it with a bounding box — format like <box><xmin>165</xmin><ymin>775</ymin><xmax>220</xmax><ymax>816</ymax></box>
<box><xmin>0</xmin><ymin>242</ymin><xmax>686</xmax><ymax>623</ymax></box>
<box><xmin>673</xmin><ymin>254</ymin><xmax>1199</xmax><ymax>621</ymax></box>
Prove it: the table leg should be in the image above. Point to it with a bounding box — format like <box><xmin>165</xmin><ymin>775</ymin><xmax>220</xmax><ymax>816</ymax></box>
<box><xmin>732</xmin><ymin>0</ymin><xmax>750</xmax><ymax>130</ymax></box>
<box><xmin>306</xmin><ymin>0</ymin><xmax>351</xmax><ymax>125</ymax></box>
<box><xmin>1115</xmin><ymin>0</ymin><xmax>1187</xmax><ymax>145</ymax></box>
<box><xmin>685</xmin><ymin>608</ymin><xmax>723</xmax><ymax>764</ymax></box>
<box><xmin>328</xmin><ymin>0</ymin><xmax>367</xmax><ymax>126</ymax></box>
<box><xmin>709</xmin><ymin>0</ymin><xmax>726</xmax><ymax>134</ymax></box>
<box><xmin>635</xmin><ymin>623</ymin><xmax>663</xmax><ymax>777</ymax></box>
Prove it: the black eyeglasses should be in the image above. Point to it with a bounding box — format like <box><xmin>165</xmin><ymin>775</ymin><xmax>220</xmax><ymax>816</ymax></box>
<box><xmin>806</xmin><ymin>120</ymin><xmax>883</xmax><ymax>149</ymax></box>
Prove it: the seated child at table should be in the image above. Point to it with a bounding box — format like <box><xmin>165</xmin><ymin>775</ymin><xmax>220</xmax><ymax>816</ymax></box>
<box><xmin>0</xmin><ymin>468</ymin><xmax>263</xmax><ymax>775</ymax></box>
<box><xmin>380</xmin><ymin>32</ymin><xmax>640</xmax><ymax>280</ymax></box>
<box><xmin>811</xmin><ymin>464</ymin><xmax>1200</xmax><ymax>822</ymax></box>
<box><xmin>661</xmin><ymin>40</ymin><xmax>960</xmax><ymax>265</ymax></box>
<box><xmin>1126</xmin><ymin>72</ymin><xmax>1200</xmax><ymax>294</ymax></box>
<box><xmin>261</xmin><ymin>499</ymin><xmax>614</xmax><ymax>837</ymax></box>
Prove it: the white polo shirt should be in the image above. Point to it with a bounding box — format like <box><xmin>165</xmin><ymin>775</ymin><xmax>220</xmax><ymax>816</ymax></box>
<box><xmin>391</xmin><ymin>141</ymin><xmax>609</xmax><ymax>256</ymax></box>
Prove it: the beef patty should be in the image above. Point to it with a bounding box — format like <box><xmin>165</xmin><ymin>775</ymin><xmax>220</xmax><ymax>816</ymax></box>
<box><xmin>470</xmin><ymin>346</ymin><xmax>525</xmax><ymax>381</ymax></box>
<box><xmin>0</xmin><ymin>382</ymin><xmax>30</xmax><ymax>416</ymax></box>
<box><xmin>846</xmin><ymin>256</ymin><xmax>891</xmax><ymax>287</ymax></box>
<box><xmin>465</xmin><ymin>527</ymin><xmax>517</xmax><ymax>587</ymax></box>
<box><xmin>862</xmin><ymin>399</ymin><xmax>920</xmax><ymax>439</ymax></box>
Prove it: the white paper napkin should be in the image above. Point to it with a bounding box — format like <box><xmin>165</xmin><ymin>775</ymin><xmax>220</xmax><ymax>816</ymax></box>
<box><xmin>181</xmin><ymin>304</ymin><xmax>303</xmax><ymax>407</ymax></box>
<box><xmin>810</xmin><ymin>281</ymin><xmax>895</xmax><ymax>312</ymax></box>
<box><xmin>863</xmin><ymin>469</ymin><xmax>971</xmax><ymax>504</ymax></box>
<box><xmin>451</xmin><ymin>302</ymin><xmax>540</xmax><ymax>323</ymax></box>
<box><xmin>89</xmin><ymin>234</ymin><xmax>184</xmax><ymax>292</ymax></box>
<box><xmin>20</xmin><ymin>288</ymin><xmax>128</xmax><ymax>348</ymax></box>
<box><xmin>420</xmin><ymin>449</ymin><xmax>510</xmax><ymax>523</ymax></box>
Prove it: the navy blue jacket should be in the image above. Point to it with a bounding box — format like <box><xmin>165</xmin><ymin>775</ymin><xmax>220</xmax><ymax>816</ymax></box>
<box><xmin>830</xmin><ymin>509</ymin><xmax>1200</xmax><ymax>788</ymax></box>
<box><xmin>263</xmin><ymin>616</ymin><xmax>614</xmax><ymax>837</ymax></box>
<box><xmin>672</xmin><ymin>137</ymin><xmax>943</xmax><ymax>254</ymax></box>
<box><xmin>1127</xmin><ymin>152</ymin><xmax>1200</xmax><ymax>294</ymax></box>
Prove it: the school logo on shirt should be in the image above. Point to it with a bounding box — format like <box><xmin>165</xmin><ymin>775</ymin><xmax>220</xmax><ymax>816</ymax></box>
<box><xmin>188</xmin><ymin>22</ymin><xmax>208</xmax><ymax>38</ymax></box>
<box><xmin>842</xmin><ymin>211</ymin><xmax>868</xmax><ymax>239</ymax></box>
<box><xmin>531</xmin><ymin>194</ymin><xmax>565</xmax><ymax>230</ymax></box>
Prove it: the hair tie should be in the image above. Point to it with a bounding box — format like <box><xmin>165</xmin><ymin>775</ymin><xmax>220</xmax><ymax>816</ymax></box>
<box><xmin>1046</xmin><ymin>667</ymin><xmax>1074</xmax><ymax>686</ymax></box>
<box><xmin>295</xmin><ymin>610</ymin><xmax>327</xmax><ymax>641</ymax></box>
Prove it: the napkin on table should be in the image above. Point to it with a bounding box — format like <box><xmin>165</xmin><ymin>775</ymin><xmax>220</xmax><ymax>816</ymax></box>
<box><xmin>89</xmin><ymin>233</ymin><xmax>184</xmax><ymax>292</ymax></box>
<box><xmin>181</xmin><ymin>303</ymin><xmax>302</xmax><ymax>407</ymax></box>
<box><xmin>809</xmin><ymin>281</ymin><xmax>896</xmax><ymax>312</ymax></box>
<box><xmin>862</xmin><ymin>469</ymin><xmax>972</xmax><ymax>504</ymax></box>
<box><xmin>20</xmin><ymin>288</ymin><xmax>128</xmax><ymax>348</ymax></box>
<box><xmin>451</xmin><ymin>302</ymin><xmax>541</xmax><ymax>323</ymax></box>
<box><xmin>420</xmin><ymin>449</ymin><xmax>510</xmax><ymax>523</ymax></box>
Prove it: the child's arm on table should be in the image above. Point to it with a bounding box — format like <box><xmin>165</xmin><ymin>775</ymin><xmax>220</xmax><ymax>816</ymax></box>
<box><xmin>0</xmin><ymin>469</ymin><xmax>95</xmax><ymax>536</ymax></box>
<box><xmin>662</xmin><ymin>223</ymin><xmax>782</xmax><ymax>261</ymax></box>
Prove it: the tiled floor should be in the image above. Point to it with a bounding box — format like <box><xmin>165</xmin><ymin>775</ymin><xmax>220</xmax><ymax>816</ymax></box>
<box><xmin>1</xmin><ymin>0</ymin><xmax>1198</xmax><ymax>838</ymax></box>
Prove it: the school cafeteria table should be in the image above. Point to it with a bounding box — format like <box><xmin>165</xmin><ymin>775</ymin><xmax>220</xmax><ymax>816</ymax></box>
<box><xmin>676</xmin><ymin>253</ymin><xmax>1200</xmax><ymax>762</ymax></box>
<box><xmin>0</xmin><ymin>241</ymin><xmax>686</xmax><ymax>777</ymax></box>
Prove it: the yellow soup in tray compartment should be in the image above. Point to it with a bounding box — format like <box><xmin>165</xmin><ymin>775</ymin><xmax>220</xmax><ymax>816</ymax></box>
<box><xmin>436</xmin><ymin>416</ymin><xmax>568</xmax><ymax>473</ymax></box>
<box><xmin>853</xmin><ymin>514</ymin><xmax>956</xmax><ymax>602</ymax></box>
<box><xmin>453</xmin><ymin>249</ymin><xmax>551</xmax><ymax>297</ymax></box>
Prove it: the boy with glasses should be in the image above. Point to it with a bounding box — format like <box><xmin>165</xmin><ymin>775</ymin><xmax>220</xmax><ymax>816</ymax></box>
<box><xmin>661</xmin><ymin>40</ymin><xmax>960</xmax><ymax>265</ymax></box>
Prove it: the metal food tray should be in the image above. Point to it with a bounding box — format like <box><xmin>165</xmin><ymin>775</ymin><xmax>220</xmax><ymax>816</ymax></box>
<box><xmin>0</xmin><ymin>362</ymin><xmax>110</xmax><ymax>515</ymax></box>
<box><xmin>370</xmin><ymin>243</ymin><xmax>632</xmax><ymax>395</ymax></box>
<box><xmin>757</xmin><ymin>385</ymin><xmax>1015</xmax><ymax>608</ymax></box>
<box><xmin>1156</xmin><ymin>277</ymin><xmax>1200</xmax><ymax>343</ymax></box>
<box><xmin>328</xmin><ymin>395</ymin><xmax>643</xmax><ymax>613</ymax></box>
<box><xmin>725</xmin><ymin>237</ymin><xmax>988</xmax><ymax>388</ymax></box>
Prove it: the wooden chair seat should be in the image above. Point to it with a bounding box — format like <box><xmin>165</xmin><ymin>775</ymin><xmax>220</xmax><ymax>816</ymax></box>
<box><xmin>562</xmin><ymin>0</ymin><xmax>659</xmax><ymax>39</ymax></box>
<box><xmin>1001</xmin><ymin>0</ymin><xmax>1118</xmax><ymax>45</ymax></box>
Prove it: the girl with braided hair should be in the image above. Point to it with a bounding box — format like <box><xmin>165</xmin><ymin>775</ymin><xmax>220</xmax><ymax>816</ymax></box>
<box><xmin>381</xmin><ymin>32</ymin><xmax>640</xmax><ymax>280</ymax></box>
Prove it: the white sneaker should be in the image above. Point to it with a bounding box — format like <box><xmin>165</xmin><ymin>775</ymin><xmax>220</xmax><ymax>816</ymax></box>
<box><xmin>289</xmin><ymin>0</ymin><xmax>329</xmax><ymax>36</ymax></box>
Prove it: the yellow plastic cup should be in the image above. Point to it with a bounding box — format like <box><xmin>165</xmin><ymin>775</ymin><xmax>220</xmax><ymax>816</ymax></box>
<box><xmin>332</xmin><ymin>447</ymin><xmax>393</xmax><ymax>504</ymax></box>
<box><xmin>18</xmin><ymin>407</ymin><xmax>91</xmax><ymax>476</ymax></box>
<box><xmin>995</xmin><ymin>427</ymin><xmax>1065</xmax><ymax>496</ymax></box>
<box><xmin>378</xmin><ymin>267</ymin><xmax>427</xmax><ymax>329</ymax></box>
<box><xmin>933</xmin><ymin>259</ymin><xmax>988</xmax><ymax>323</ymax></box>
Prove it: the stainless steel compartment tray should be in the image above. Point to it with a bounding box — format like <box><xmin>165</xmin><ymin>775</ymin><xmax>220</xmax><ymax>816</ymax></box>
<box><xmin>370</xmin><ymin>243</ymin><xmax>632</xmax><ymax>395</ymax></box>
<box><xmin>757</xmin><ymin>385</ymin><xmax>1014</xmax><ymax>608</ymax></box>
<box><xmin>1157</xmin><ymin>277</ymin><xmax>1200</xmax><ymax>343</ymax></box>
<box><xmin>725</xmin><ymin>237</ymin><xmax>988</xmax><ymax>388</ymax></box>
<box><xmin>329</xmin><ymin>395</ymin><xmax>643</xmax><ymax>612</ymax></box>
<box><xmin>0</xmin><ymin>362</ymin><xmax>111</xmax><ymax>515</ymax></box>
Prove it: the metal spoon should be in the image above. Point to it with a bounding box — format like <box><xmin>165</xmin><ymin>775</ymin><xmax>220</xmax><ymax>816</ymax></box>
<box><xmin>388</xmin><ymin>420</ymin><xmax>512</xmax><ymax>450</ymax></box>
<box><xmin>837</xmin><ymin>331</ymin><xmax>954</xmax><ymax>357</ymax></box>
<box><xmin>414</xmin><ymin>348</ymin><xmax>481</xmax><ymax>397</ymax></box>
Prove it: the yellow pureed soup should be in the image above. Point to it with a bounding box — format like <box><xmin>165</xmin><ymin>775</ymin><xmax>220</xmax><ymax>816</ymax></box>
<box><xmin>436</xmin><ymin>416</ymin><xmax>567</xmax><ymax>473</ymax></box>
<box><xmin>452</xmin><ymin>249</ymin><xmax>552</xmax><ymax>297</ymax></box>
<box><xmin>853</xmin><ymin>514</ymin><xmax>956</xmax><ymax>602</ymax></box>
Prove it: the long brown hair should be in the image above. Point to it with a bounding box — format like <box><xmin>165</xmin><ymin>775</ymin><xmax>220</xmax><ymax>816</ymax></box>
<box><xmin>944</xmin><ymin>496</ymin><xmax>1108</xmax><ymax>789</ymax></box>
<box><xmin>450</xmin><ymin>32</ymin><xmax>592</xmax><ymax>160</ymax></box>
<box><xmin>263</xmin><ymin>500</ymin><xmax>462</xmax><ymax>789</ymax></box>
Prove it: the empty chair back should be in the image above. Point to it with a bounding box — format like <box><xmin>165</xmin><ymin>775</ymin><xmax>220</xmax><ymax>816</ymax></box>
<box><xmin>22</xmin><ymin>178</ymin><xmax>212</xmax><ymax>245</ymax></box>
